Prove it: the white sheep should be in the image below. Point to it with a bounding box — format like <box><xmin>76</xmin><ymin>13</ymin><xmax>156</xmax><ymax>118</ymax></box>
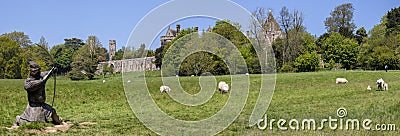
<box><xmin>376</xmin><ymin>78</ymin><xmax>385</xmax><ymax>91</ymax></box>
<box><xmin>336</xmin><ymin>78</ymin><xmax>348</xmax><ymax>84</ymax></box>
<box><xmin>384</xmin><ymin>83</ymin><xmax>389</xmax><ymax>91</ymax></box>
<box><xmin>218</xmin><ymin>81</ymin><xmax>229</xmax><ymax>94</ymax></box>
<box><xmin>102</xmin><ymin>80</ymin><xmax>106</xmax><ymax>83</ymax></box>
<box><xmin>245</xmin><ymin>73</ymin><xmax>250</xmax><ymax>76</ymax></box>
<box><xmin>160</xmin><ymin>85</ymin><xmax>171</xmax><ymax>93</ymax></box>
<box><xmin>367</xmin><ymin>86</ymin><xmax>371</xmax><ymax>90</ymax></box>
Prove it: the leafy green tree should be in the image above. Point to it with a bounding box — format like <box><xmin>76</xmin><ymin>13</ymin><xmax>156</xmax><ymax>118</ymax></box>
<box><xmin>358</xmin><ymin>14</ymin><xmax>400</xmax><ymax>70</ymax></box>
<box><xmin>179</xmin><ymin>51</ymin><xmax>214</xmax><ymax>76</ymax></box>
<box><xmin>30</xmin><ymin>36</ymin><xmax>52</xmax><ymax>71</ymax></box>
<box><xmin>324</xmin><ymin>3</ymin><xmax>356</xmax><ymax>38</ymax></box>
<box><xmin>102</xmin><ymin>64</ymin><xmax>114</xmax><ymax>77</ymax></box>
<box><xmin>1</xmin><ymin>31</ymin><xmax>33</xmax><ymax>78</ymax></box>
<box><xmin>113</xmin><ymin>47</ymin><xmax>124</xmax><ymax>60</ymax></box>
<box><xmin>68</xmin><ymin>44</ymin><xmax>95</xmax><ymax>80</ymax></box>
<box><xmin>301</xmin><ymin>33</ymin><xmax>317</xmax><ymax>53</ymax></box>
<box><xmin>355</xmin><ymin>27</ymin><xmax>367</xmax><ymax>45</ymax></box>
<box><xmin>50</xmin><ymin>44</ymin><xmax>74</xmax><ymax>75</ymax></box>
<box><xmin>315</xmin><ymin>33</ymin><xmax>330</xmax><ymax>53</ymax></box>
<box><xmin>212</xmin><ymin>20</ymin><xmax>258</xmax><ymax>74</ymax></box>
<box><xmin>294</xmin><ymin>51</ymin><xmax>321</xmax><ymax>72</ymax></box>
<box><xmin>68</xmin><ymin>36</ymin><xmax>107</xmax><ymax>80</ymax></box>
<box><xmin>154</xmin><ymin>46</ymin><xmax>164</xmax><ymax>69</ymax></box>
<box><xmin>1</xmin><ymin>31</ymin><xmax>32</xmax><ymax>48</ymax></box>
<box><xmin>386</xmin><ymin>7</ymin><xmax>400</xmax><ymax>34</ymax></box>
<box><xmin>64</xmin><ymin>38</ymin><xmax>84</xmax><ymax>51</ymax></box>
<box><xmin>0</xmin><ymin>36</ymin><xmax>23</xmax><ymax>79</ymax></box>
<box><xmin>321</xmin><ymin>32</ymin><xmax>359</xmax><ymax>69</ymax></box>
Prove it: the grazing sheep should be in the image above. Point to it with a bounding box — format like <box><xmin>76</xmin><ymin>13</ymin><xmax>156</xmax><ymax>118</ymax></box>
<box><xmin>336</xmin><ymin>78</ymin><xmax>348</xmax><ymax>84</ymax></box>
<box><xmin>384</xmin><ymin>83</ymin><xmax>389</xmax><ymax>91</ymax></box>
<box><xmin>245</xmin><ymin>73</ymin><xmax>250</xmax><ymax>76</ymax></box>
<box><xmin>367</xmin><ymin>86</ymin><xmax>371</xmax><ymax>90</ymax></box>
<box><xmin>127</xmin><ymin>80</ymin><xmax>131</xmax><ymax>83</ymax></box>
<box><xmin>218</xmin><ymin>81</ymin><xmax>229</xmax><ymax>94</ymax></box>
<box><xmin>160</xmin><ymin>85</ymin><xmax>171</xmax><ymax>93</ymax></box>
<box><xmin>102</xmin><ymin>80</ymin><xmax>106</xmax><ymax>83</ymax></box>
<box><xmin>191</xmin><ymin>75</ymin><xmax>194</xmax><ymax>77</ymax></box>
<box><xmin>376</xmin><ymin>78</ymin><xmax>385</xmax><ymax>91</ymax></box>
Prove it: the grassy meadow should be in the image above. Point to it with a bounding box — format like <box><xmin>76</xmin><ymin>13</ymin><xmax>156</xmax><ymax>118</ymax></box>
<box><xmin>1</xmin><ymin>70</ymin><xmax>399</xmax><ymax>135</ymax></box>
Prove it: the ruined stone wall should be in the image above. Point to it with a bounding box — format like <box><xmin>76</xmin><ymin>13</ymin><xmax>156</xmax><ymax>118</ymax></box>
<box><xmin>97</xmin><ymin>57</ymin><xmax>157</xmax><ymax>74</ymax></box>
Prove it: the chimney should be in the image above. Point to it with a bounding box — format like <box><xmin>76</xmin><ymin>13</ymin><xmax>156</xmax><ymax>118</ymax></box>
<box><xmin>176</xmin><ymin>24</ymin><xmax>180</xmax><ymax>34</ymax></box>
<box><xmin>194</xmin><ymin>26</ymin><xmax>198</xmax><ymax>32</ymax></box>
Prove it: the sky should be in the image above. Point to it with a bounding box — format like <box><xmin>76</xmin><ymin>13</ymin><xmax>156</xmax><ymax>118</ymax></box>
<box><xmin>0</xmin><ymin>0</ymin><xmax>398</xmax><ymax>51</ymax></box>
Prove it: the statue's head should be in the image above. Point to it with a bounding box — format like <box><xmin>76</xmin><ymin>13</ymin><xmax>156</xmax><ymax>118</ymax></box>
<box><xmin>29</xmin><ymin>61</ymin><xmax>41</xmax><ymax>78</ymax></box>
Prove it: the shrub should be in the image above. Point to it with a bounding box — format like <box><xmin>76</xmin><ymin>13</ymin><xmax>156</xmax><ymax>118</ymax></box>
<box><xmin>279</xmin><ymin>64</ymin><xmax>297</xmax><ymax>73</ymax></box>
<box><xmin>294</xmin><ymin>52</ymin><xmax>321</xmax><ymax>72</ymax></box>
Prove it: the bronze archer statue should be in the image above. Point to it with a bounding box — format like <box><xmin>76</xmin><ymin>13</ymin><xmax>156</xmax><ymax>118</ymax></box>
<box><xmin>13</xmin><ymin>61</ymin><xmax>62</xmax><ymax>126</ymax></box>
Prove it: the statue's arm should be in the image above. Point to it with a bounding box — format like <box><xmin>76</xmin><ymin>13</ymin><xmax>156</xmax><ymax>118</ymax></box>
<box><xmin>41</xmin><ymin>71</ymin><xmax>50</xmax><ymax>77</ymax></box>
<box><xmin>24</xmin><ymin>78</ymin><xmax>44</xmax><ymax>91</ymax></box>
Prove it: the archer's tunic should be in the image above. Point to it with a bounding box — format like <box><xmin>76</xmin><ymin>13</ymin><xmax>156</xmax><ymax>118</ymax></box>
<box><xmin>14</xmin><ymin>71</ymin><xmax>54</xmax><ymax>125</ymax></box>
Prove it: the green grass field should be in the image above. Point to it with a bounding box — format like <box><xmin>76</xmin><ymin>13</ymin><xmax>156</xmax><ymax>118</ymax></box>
<box><xmin>1</xmin><ymin>70</ymin><xmax>399</xmax><ymax>135</ymax></box>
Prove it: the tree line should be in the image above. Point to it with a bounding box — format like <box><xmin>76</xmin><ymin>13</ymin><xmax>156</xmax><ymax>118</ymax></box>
<box><xmin>0</xmin><ymin>34</ymin><xmax>109</xmax><ymax>80</ymax></box>
<box><xmin>1</xmin><ymin>4</ymin><xmax>398</xmax><ymax>79</ymax></box>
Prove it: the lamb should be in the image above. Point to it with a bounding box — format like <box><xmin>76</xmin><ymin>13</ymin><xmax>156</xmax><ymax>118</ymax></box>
<box><xmin>336</xmin><ymin>78</ymin><xmax>348</xmax><ymax>84</ymax></box>
<box><xmin>218</xmin><ymin>81</ymin><xmax>229</xmax><ymax>94</ymax></box>
<box><xmin>384</xmin><ymin>83</ymin><xmax>389</xmax><ymax>91</ymax></box>
<box><xmin>376</xmin><ymin>78</ymin><xmax>385</xmax><ymax>91</ymax></box>
<box><xmin>160</xmin><ymin>85</ymin><xmax>171</xmax><ymax>93</ymax></box>
<box><xmin>367</xmin><ymin>86</ymin><xmax>371</xmax><ymax>90</ymax></box>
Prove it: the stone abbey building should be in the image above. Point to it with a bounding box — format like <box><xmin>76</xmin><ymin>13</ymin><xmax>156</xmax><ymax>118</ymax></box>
<box><xmin>98</xmin><ymin>13</ymin><xmax>283</xmax><ymax>73</ymax></box>
<box><xmin>96</xmin><ymin>40</ymin><xmax>157</xmax><ymax>74</ymax></box>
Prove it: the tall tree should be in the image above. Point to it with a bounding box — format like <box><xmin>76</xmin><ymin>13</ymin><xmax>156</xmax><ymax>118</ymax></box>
<box><xmin>321</xmin><ymin>32</ymin><xmax>359</xmax><ymax>69</ymax></box>
<box><xmin>386</xmin><ymin>7</ymin><xmax>400</xmax><ymax>34</ymax></box>
<box><xmin>355</xmin><ymin>27</ymin><xmax>367</xmax><ymax>45</ymax></box>
<box><xmin>1</xmin><ymin>31</ymin><xmax>33</xmax><ymax>78</ymax></box>
<box><xmin>64</xmin><ymin>38</ymin><xmax>84</xmax><ymax>51</ymax></box>
<box><xmin>324</xmin><ymin>3</ymin><xmax>356</xmax><ymax>38</ymax></box>
<box><xmin>0</xmin><ymin>31</ymin><xmax>32</xmax><ymax>48</ymax></box>
<box><xmin>250</xmin><ymin>7</ymin><xmax>268</xmax><ymax>52</ymax></box>
<box><xmin>68</xmin><ymin>36</ymin><xmax>107</xmax><ymax>80</ymax></box>
<box><xmin>113</xmin><ymin>47</ymin><xmax>125</xmax><ymax>60</ymax></box>
<box><xmin>277</xmin><ymin>7</ymin><xmax>306</xmax><ymax>67</ymax></box>
<box><xmin>358</xmin><ymin>13</ymin><xmax>400</xmax><ymax>70</ymax></box>
<box><xmin>50</xmin><ymin>44</ymin><xmax>74</xmax><ymax>75</ymax></box>
<box><xmin>86</xmin><ymin>36</ymin><xmax>107</xmax><ymax>62</ymax></box>
<box><xmin>0</xmin><ymin>36</ymin><xmax>23</xmax><ymax>79</ymax></box>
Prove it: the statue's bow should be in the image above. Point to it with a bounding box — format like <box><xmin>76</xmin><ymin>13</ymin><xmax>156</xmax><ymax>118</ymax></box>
<box><xmin>36</xmin><ymin>44</ymin><xmax>57</xmax><ymax>107</ymax></box>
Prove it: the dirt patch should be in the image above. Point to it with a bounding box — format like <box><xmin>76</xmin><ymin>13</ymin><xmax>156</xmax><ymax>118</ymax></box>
<box><xmin>6</xmin><ymin>121</ymin><xmax>97</xmax><ymax>134</ymax></box>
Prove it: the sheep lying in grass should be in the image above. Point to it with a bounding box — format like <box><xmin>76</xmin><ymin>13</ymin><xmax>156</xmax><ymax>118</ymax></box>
<box><xmin>367</xmin><ymin>86</ymin><xmax>371</xmax><ymax>90</ymax></box>
<box><xmin>160</xmin><ymin>85</ymin><xmax>171</xmax><ymax>93</ymax></box>
<box><xmin>376</xmin><ymin>78</ymin><xmax>385</xmax><ymax>91</ymax></box>
<box><xmin>218</xmin><ymin>82</ymin><xmax>229</xmax><ymax>94</ymax></box>
<box><xmin>336</xmin><ymin>78</ymin><xmax>348</xmax><ymax>84</ymax></box>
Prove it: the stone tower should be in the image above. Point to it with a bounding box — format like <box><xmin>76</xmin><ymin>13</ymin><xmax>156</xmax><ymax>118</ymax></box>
<box><xmin>264</xmin><ymin>10</ymin><xmax>282</xmax><ymax>42</ymax></box>
<box><xmin>109</xmin><ymin>40</ymin><xmax>116</xmax><ymax>61</ymax></box>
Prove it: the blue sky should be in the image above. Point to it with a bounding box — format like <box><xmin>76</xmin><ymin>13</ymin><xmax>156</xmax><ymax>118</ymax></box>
<box><xmin>0</xmin><ymin>0</ymin><xmax>398</xmax><ymax>51</ymax></box>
